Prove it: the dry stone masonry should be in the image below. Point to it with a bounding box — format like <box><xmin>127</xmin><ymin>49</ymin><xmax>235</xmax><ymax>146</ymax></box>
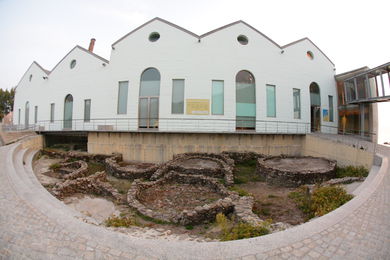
<box><xmin>151</xmin><ymin>152</ymin><xmax>235</xmax><ymax>186</ymax></box>
<box><xmin>128</xmin><ymin>171</ymin><xmax>237</xmax><ymax>225</ymax></box>
<box><xmin>52</xmin><ymin>171</ymin><xmax>122</xmax><ymax>202</ymax></box>
<box><xmin>105</xmin><ymin>155</ymin><xmax>160</xmax><ymax>180</ymax></box>
<box><xmin>257</xmin><ymin>155</ymin><xmax>337</xmax><ymax>187</ymax></box>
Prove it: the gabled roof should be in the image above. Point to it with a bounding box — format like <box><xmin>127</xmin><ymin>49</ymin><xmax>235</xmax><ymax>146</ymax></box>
<box><xmin>49</xmin><ymin>45</ymin><xmax>109</xmax><ymax>75</ymax></box>
<box><xmin>281</xmin><ymin>37</ymin><xmax>335</xmax><ymax>66</ymax></box>
<box><xmin>199</xmin><ymin>20</ymin><xmax>281</xmax><ymax>49</ymax></box>
<box><xmin>112</xmin><ymin>17</ymin><xmax>199</xmax><ymax>47</ymax></box>
<box><xmin>15</xmin><ymin>61</ymin><xmax>49</xmax><ymax>88</ymax></box>
<box><xmin>112</xmin><ymin>17</ymin><xmax>334</xmax><ymax>66</ymax></box>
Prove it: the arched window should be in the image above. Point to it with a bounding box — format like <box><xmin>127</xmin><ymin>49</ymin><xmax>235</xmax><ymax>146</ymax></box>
<box><xmin>25</xmin><ymin>101</ymin><xmax>30</xmax><ymax>128</ymax></box>
<box><xmin>64</xmin><ymin>94</ymin><xmax>73</xmax><ymax>129</ymax></box>
<box><xmin>139</xmin><ymin>68</ymin><xmax>160</xmax><ymax>128</ymax></box>
<box><xmin>309</xmin><ymin>82</ymin><xmax>321</xmax><ymax>132</ymax></box>
<box><xmin>236</xmin><ymin>70</ymin><xmax>256</xmax><ymax>130</ymax></box>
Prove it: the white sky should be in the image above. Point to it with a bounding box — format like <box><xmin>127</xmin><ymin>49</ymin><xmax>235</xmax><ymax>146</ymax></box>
<box><xmin>0</xmin><ymin>0</ymin><xmax>389</xmax><ymax>90</ymax></box>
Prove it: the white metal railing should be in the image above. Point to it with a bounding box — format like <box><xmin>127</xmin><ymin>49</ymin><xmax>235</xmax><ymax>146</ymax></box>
<box><xmin>4</xmin><ymin>118</ymin><xmax>311</xmax><ymax>134</ymax></box>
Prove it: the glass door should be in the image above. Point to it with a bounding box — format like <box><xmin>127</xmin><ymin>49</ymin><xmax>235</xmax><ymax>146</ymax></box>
<box><xmin>139</xmin><ymin>97</ymin><xmax>159</xmax><ymax>128</ymax></box>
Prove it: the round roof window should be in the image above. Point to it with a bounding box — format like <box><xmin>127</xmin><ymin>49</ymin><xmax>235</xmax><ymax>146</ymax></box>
<box><xmin>307</xmin><ymin>51</ymin><xmax>314</xmax><ymax>60</ymax></box>
<box><xmin>29</xmin><ymin>74</ymin><xmax>33</xmax><ymax>82</ymax></box>
<box><xmin>237</xmin><ymin>35</ymin><xmax>248</xmax><ymax>45</ymax></box>
<box><xmin>70</xmin><ymin>59</ymin><xmax>77</xmax><ymax>69</ymax></box>
<box><xmin>149</xmin><ymin>32</ymin><xmax>160</xmax><ymax>42</ymax></box>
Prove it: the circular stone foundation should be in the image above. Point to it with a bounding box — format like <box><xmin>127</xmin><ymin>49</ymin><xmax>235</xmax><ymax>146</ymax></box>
<box><xmin>127</xmin><ymin>171</ymin><xmax>236</xmax><ymax>225</ymax></box>
<box><xmin>257</xmin><ymin>156</ymin><xmax>336</xmax><ymax>187</ymax></box>
<box><xmin>150</xmin><ymin>153</ymin><xmax>235</xmax><ymax>186</ymax></box>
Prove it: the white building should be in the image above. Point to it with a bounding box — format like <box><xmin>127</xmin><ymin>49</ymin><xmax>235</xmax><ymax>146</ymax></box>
<box><xmin>13</xmin><ymin>17</ymin><xmax>338</xmax><ymax>134</ymax></box>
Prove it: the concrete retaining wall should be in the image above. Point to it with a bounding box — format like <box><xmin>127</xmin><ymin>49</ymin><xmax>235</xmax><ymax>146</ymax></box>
<box><xmin>303</xmin><ymin>134</ymin><xmax>374</xmax><ymax>168</ymax></box>
<box><xmin>88</xmin><ymin>132</ymin><xmax>304</xmax><ymax>162</ymax></box>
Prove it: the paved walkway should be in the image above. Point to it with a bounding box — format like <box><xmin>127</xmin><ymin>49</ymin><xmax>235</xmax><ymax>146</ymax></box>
<box><xmin>0</xmin><ymin>137</ymin><xmax>389</xmax><ymax>259</ymax></box>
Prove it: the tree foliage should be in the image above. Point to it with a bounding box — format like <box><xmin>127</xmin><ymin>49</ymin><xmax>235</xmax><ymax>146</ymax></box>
<box><xmin>0</xmin><ymin>88</ymin><xmax>15</xmax><ymax>120</ymax></box>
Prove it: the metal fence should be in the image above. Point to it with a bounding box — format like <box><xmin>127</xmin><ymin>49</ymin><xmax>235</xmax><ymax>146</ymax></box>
<box><xmin>3</xmin><ymin>117</ymin><xmax>312</xmax><ymax>134</ymax></box>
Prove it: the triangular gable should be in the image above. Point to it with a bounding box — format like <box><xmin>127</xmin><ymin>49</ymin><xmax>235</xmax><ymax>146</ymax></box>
<box><xmin>200</xmin><ymin>20</ymin><xmax>282</xmax><ymax>49</ymax></box>
<box><xmin>281</xmin><ymin>37</ymin><xmax>335</xmax><ymax>66</ymax></box>
<box><xmin>16</xmin><ymin>61</ymin><xmax>49</xmax><ymax>88</ymax></box>
<box><xmin>112</xmin><ymin>17</ymin><xmax>199</xmax><ymax>47</ymax></box>
<box><xmin>49</xmin><ymin>45</ymin><xmax>109</xmax><ymax>75</ymax></box>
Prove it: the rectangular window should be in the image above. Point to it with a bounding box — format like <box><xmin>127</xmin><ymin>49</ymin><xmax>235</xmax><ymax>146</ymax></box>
<box><xmin>212</xmin><ymin>80</ymin><xmax>224</xmax><ymax>115</ymax></box>
<box><xmin>50</xmin><ymin>103</ymin><xmax>55</xmax><ymax>123</ymax></box>
<box><xmin>84</xmin><ymin>99</ymin><xmax>91</xmax><ymax>122</ymax></box>
<box><xmin>328</xmin><ymin>95</ymin><xmax>334</xmax><ymax>122</ymax></box>
<box><xmin>293</xmin><ymin>89</ymin><xmax>301</xmax><ymax>119</ymax></box>
<box><xmin>34</xmin><ymin>106</ymin><xmax>38</xmax><ymax>123</ymax></box>
<box><xmin>171</xmin><ymin>79</ymin><xmax>185</xmax><ymax>114</ymax></box>
<box><xmin>18</xmin><ymin>109</ymin><xmax>21</xmax><ymax>125</ymax></box>
<box><xmin>117</xmin><ymin>81</ymin><xmax>128</xmax><ymax>114</ymax></box>
<box><xmin>266</xmin><ymin>85</ymin><xmax>276</xmax><ymax>117</ymax></box>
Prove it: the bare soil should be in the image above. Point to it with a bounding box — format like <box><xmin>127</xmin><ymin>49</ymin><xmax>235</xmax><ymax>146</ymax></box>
<box><xmin>263</xmin><ymin>157</ymin><xmax>332</xmax><ymax>172</ymax></box>
<box><xmin>138</xmin><ymin>183</ymin><xmax>223</xmax><ymax>214</ymax></box>
<box><xmin>179</xmin><ymin>158</ymin><xmax>219</xmax><ymax>169</ymax></box>
<box><xmin>240</xmin><ymin>182</ymin><xmax>306</xmax><ymax>225</ymax></box>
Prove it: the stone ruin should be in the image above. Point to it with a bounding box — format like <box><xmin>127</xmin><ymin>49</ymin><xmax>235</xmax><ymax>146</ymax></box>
<box><xmin>257</xmin><ymin>155</ymin><xmax>337</xmax><ymax>187</ymax></box>
<box><xmin>52</xmin><ymin>171</ymin><xmax>122</xmax><ymax>202</ymax></box>
<box><xmin>150</xmin><ymin>152</ymin><xmax>235</xmax><ymax>186</ymax></box>
<box><xmin>42</xmin><ymin>149</ymin><xmax>340</xmax><ymax>228</ymax></box>
<box><xmin>128</xmin><ymin>171</ymin><xmax>238</xmax><ymax>225</ymax></box>
<box><xmin>105</xmin><ymin>154</ymin><xmax>160</xmax><ymax>180</ymax></box>
<box><xmin>55</xmin><ymin>160</ymin><xmax>89</xmax><ymax>180</ymax></box>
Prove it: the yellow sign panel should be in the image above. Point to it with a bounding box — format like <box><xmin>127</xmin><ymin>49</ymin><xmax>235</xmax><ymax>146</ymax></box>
<box><xmin>186</xmin><ymin>99</ymin><xmax>210</xmax><ymax>115</ymax></box>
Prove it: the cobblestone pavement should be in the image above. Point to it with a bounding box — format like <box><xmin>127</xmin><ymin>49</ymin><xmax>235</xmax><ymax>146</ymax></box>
<box><xmin>0</xmin><ymin>139</ymin><xmax>389</xmax><ymax>259</ymax></box>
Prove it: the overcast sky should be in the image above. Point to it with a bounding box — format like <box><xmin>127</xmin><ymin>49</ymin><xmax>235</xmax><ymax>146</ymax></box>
<box><xmin>0</xmin><ymin>0</ymin><xmax>389</xmax><ymax>90</ymax></box>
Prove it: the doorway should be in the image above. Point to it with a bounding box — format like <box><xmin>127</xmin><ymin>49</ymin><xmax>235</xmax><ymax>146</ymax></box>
<box><xmin>64</xmin><ymin>94</ymin><xmax>73</xmax><ymax>129</ymax></box>
<box><xmin>309</xmin><ymin>82</ymin><xmax>321</xmax><ymax>132</ymax></box>
<box><xmin>139</xmin><ymin>68</ymin><xmax>160</xmax><ymax>129</ymax></box>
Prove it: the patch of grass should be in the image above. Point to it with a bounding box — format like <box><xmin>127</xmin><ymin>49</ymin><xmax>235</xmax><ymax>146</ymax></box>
<box><xmin>289</xmin><ymin>185</ymin><xmax>353</xmax><ymax>219</ymax></box>
<box><xmin>335</xmin><ymin>166</ymin><xmax>369</xmax><ymax>178</ymax></box>
<box><xmin>105</xmin><ymin>216</ymin><xmax>138</xmax><ymax>227</ymax></box>
<box><xmin>185</xmin><ymin>225</ymin><xmax>194</xmax><ymax>230</ymax></box>
<box><xmin>268</xmin><ymin>194</ymin><xmax>278</xmax><ymax>198</ymax></box>
<box><xmin>228</xmin><ymin>186</ymin><xmax>252</xmax><ymax>197</ymax></box>
<box><xmin>215</xmin><ymin>213</ymin><xmax>270</xmax><ymax>241</ymax></box>
<box><xmin>87</xmin><ymin>161</ymin><xmax>105</xmax><ymax>176</ymax></box>
<box><xmin>233</xmin><ymin>160</ymin><xmax>263</xmax><ymax>184</ymax></box>
<box><xmin>107</xmin><ymin>175</ymin><xmax>133</xmax><ymax>194</ymax></box>
<box><xmin>49</xmin><ymin>163</ymin><xmax>62</xmax><ymax>171</ymax></box>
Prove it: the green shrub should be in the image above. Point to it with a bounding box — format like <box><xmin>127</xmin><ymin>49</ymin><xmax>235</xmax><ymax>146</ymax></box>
<box><xmin>105</xmin><ymin>216</ymin><xmax>138</xmax><ymax>227</ymax></box>
<box><xmin>311</xmin><ymin>186</ymin><xmax>353</xmax><ymax>217</ymax></box>
<box><xmin>335</xmin><ymin>166</ymin><xmax>369</xmax><ymax>178</ymax></box>
<box><xmin>49</xmin><ymin>163</ymin><xmax>61</xmax><ymax>171</ymax></box>
<box><xmin>228</xmin><ymin>186</ymin><xmax>251</xmax><ymax>197</ymax></box>
<box><xmin>215</xmin><ymin>213</ymin><xmax>270</xmax><ymax>241</ymax></box>
<box><xmin>289</xmin><ymin>185</ymin><xmax>353</xmax><ymax>219</ymax></box>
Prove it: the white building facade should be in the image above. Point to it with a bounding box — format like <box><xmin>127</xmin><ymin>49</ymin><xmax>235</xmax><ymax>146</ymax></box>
<box><xmin>13</xmin><ymin>18</ymin><xmax>338</xmax><ymax>134</ymax></box>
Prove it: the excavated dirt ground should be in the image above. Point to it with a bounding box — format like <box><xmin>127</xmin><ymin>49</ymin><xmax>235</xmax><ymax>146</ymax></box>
<box><xmin>240</xmin><ymin>182</ymin><xmax>306</xmax><ymax>225</ymax></box>
<box><xmin>263</xmin><ymin>157</ymin><xmax>332</xmax><ymax>172</ymax></box>
<box><xmin>178</xmin><ymin>158</ymin><xmax>220</xmax><ymax>169</ymax></box>
<box><xmin>138</xmin><ymin>183</ymin><xmax>223</xmax><ymax>214</ymax></box>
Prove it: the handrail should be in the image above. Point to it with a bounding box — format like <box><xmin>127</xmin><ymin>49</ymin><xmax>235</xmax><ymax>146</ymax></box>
<box><xmin>2</xmin><ymin>117</ymin><xmax>377</xmax><ymax>139</ymax></box>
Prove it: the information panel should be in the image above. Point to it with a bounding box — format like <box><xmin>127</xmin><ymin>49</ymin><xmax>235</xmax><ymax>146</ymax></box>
<box><xmin>186</xmin><ymin>99</ymin><xmax>210</xmax><ymax>115</ymax></box>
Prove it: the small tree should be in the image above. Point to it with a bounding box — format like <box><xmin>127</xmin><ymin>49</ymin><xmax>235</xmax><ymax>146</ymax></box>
<box><xmin>0</xmin><ymin>87</ymin><xmax>15</xmax><ymax>120</ymax></box>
